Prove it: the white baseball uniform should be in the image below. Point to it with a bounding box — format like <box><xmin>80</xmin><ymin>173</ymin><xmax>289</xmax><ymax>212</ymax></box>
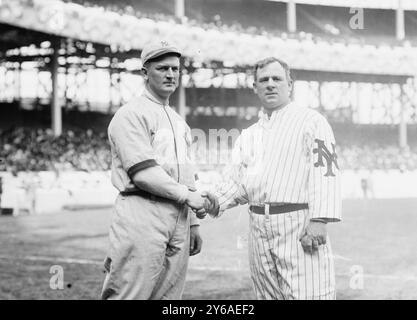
<box><xmin>101</xmin><ymin>89</ymin><xmax>199</xmax><ymax>300</ymax></box>
<box><xmin>214</xmin><ymin>101</ymin><xmax>342</xmax><ymax>300</ymax></box>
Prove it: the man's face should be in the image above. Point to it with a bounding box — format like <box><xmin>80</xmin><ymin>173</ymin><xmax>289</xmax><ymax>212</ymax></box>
<box><xmin>253</xmin><ymin>61</ymin><xmax>292</xmax><ymax>110</ymax></box>
<box><xmin>144</xmin><ymin>55</ymin><xmax>180</xmax><ymax>100</ymax></box>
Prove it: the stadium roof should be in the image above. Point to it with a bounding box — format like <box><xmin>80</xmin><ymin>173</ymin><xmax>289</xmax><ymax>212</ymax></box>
<box><xmin>0</xmin><ymin>0</ymin><xmax>416</xmax><ymax>76</ymax></box>
<box><xmin>267</xmin><ymin>0</ymin><xmax>417</xmax><ymax>11</ymax></box>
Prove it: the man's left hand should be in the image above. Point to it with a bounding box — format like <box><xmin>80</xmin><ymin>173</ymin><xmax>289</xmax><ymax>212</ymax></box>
<box><xmin>190</xmin><ymin>225</ymin><xmax>202</xmax><ymax>256</ymax></box>
<box><xmin>299</xmin><ymin>220</ymin><xmax>327</xmax><ymax>254</ymax></box>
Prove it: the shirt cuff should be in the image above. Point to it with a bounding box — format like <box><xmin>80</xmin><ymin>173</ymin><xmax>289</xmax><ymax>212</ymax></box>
<box><xmin>177</xmin><ymin>185</ymin><xmax>189</xmax><ymax>204</ymax></box>
<box><xmin>190</xmin><ymin>210</ymin><xmax>200</xmax><ymax>227</ymax></box>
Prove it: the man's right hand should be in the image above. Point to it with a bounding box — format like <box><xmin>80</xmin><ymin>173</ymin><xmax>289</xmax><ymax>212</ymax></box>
<box><xmin>193</xmin><ymin>191</ymin><xmax>220</xmax><ymax>219</ymax></box>
<box><xmin>185</xmin><ymin>191</ymin><xmax>206</xmax><ymax>210</ymax></box>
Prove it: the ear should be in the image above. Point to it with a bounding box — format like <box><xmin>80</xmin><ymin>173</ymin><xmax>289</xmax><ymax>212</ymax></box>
<box><xmin>253</xmin><ymin>82</ymin><xmax>258</xmax><ymax>95</ymax></box>
<box><xmin>288</xmin><ymin>79</ymin><xmax>294</xmax><ymax>96</ymax></box>
<box><xmin>141</xmin><ymin>67</ymin><xmax>148</xmax><ymax>80</ymax></box>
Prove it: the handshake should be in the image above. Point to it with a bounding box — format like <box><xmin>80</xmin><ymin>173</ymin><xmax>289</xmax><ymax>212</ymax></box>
<box><xmin>185</xmin><ymin>191</ymin><xmax>220</xmax><ymax>219</ymax></box>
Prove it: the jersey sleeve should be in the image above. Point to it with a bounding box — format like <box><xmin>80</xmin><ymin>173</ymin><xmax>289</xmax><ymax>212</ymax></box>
<box><xmin>109</xmin><ymin>107</ymin><xmax>189</xmax><ymax>203</ymax></box>
<box><xmin>305</xmin><ymin>114</ymin><xmax>342</xmax><ymax>222</ymax></box>
<box><xmin>213</xmin><ymin>135</ymin><xmax>249</xmax><ymax>216</ymax></box>
<box><xmin>108</xmin><ymin>107</ymin><xmax>158</xmax><ymax>180</ymax></box>
<box><xmin>184</xmin><ymin>124</ymin><xmax>200</xmax><ymax>226</ymax></box>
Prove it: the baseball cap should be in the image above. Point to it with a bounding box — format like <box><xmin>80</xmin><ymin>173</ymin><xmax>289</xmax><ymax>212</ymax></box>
<box><xmin>141</xmin><ymin>40</ymin><xmax>181</xmax><ymax>65</ymax></box>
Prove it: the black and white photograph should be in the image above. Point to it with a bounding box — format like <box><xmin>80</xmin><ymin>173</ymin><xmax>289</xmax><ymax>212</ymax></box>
<box><xmin>0</xmin><ymin>0</ymin><xmax>416</xmax><ymax>303</ymax></box>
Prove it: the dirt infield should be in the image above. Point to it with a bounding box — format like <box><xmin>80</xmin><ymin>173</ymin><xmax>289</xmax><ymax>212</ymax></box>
<box><xmin>1</xmin><ymin>198</ymin><xmax>417</xmax><ymax>300</ymax></box>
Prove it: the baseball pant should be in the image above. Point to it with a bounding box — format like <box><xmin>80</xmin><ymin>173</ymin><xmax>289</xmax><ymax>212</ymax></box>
<box><xmin>101</xmin><ymin>194</ymin><xmax>190</xmax><ymax>300</ymax></box>
<box><xmin>248</xmin><ymin>207</ymin><xmax>336</xmax><ymax>300</ymax></box>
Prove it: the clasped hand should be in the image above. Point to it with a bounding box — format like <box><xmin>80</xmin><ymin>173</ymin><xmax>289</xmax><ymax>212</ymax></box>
<box><xmin>185</xmin><ymin>191</ymin><xmax>219</xmax><ymax>218</ymax></box>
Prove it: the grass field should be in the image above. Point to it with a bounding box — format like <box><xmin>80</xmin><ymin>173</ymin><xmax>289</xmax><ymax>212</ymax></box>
<box><xmin>1</xmin><ymin>198</ymin><xmax>417</xmax><ymax>300</ymax></box>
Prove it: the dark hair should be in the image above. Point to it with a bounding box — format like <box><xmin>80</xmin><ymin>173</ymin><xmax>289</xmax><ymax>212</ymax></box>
<box><xmin>253</xmin><ymin>57</ymin><xmax>292</xmax><ymax>83</ymax></box>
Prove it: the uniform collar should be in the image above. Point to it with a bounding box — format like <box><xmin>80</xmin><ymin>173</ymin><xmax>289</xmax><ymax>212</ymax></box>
<box><xmin>258</xmin><ymin>101</ymin><xmax>292</xmax><ymax>124</ymax></box>
<box><xmin>143</xmin><ymin>88</ymin><xmax>169</xmax><ymax>107</ymax></box>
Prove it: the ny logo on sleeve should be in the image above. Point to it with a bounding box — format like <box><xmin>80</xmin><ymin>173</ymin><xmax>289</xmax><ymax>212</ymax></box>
<box><xmin>313</xmin><ymin>139</ymin><xmax>339</xmax><ymax>177</ymax></box>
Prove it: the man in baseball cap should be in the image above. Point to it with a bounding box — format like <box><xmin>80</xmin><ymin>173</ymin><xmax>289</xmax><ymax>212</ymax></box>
<box><xmin>101</xmin><ymin>39</ymin><xmax>218</xmax><ymax>300</ymax></box>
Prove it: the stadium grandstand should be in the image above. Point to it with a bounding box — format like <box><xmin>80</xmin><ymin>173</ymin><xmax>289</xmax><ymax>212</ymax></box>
<box><xmin>1</xmin><ymin>0</ymin><xmax>417</xmax><ymax>214</ymax></box>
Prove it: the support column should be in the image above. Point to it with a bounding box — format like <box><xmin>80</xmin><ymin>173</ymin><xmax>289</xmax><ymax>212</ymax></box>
<box><xmin>177</xmin><ymin>63</ymin><xmax>186</xmax><ymax>119</ymax></box>
<box><xmin>396</xmin><ymin>0</ymin><xmax>405</xmax><ymax>41</ymax></box>
<box><xmin>355</xmin><ymin>82</ymin><xmax>361</xmax><ymax>123</ymax></box>
<box><xmin>64</xmin><ymin>41</ymin><xmax>70</xmax><ymax>108</ymax></box>
<box><xmin>175</xmin><ymin>0</ymin><xmax>186</xmax><ymax>117</ymax></box>
<box><xmin>15</xmin><ymin>61</ymin><xmax>21</xmax><ymax>104</ymax></box>
<box><xmin>175</xmin><ymin>0</ymin><xmax>185</xmax><ymax>22</ymax></box>
<box><xmin>287</xmin><ymin>0</ymin><xmax>297</xmax><ymax>33</ymax></box>
<box><xmin>399</xmin><ymin>84</ymin><xmax>407</xmax><ymax>149</ymax></box>
<box><xmin>108</xmin><ymin>57</ymin><xmax>113</xmax><ymax>114</ymax></box>
<box><xmin>51</xmin><ymin>38</ymin><xmax>62</xmax><ymax>136</ymax></box>
<box><xmin>318</xmin><ymin>81</ymin><xmax>322</xmax><ymax>110</ymax></box>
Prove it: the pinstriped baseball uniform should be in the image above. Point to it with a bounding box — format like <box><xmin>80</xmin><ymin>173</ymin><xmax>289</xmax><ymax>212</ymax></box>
<box><xmin>214</xmin><ymin>101</ymin><xmax>341</xmax><ymax>300</ymax></box>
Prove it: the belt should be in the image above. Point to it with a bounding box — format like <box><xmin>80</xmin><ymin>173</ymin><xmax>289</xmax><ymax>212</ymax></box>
<box><xmin>249</xmin><ymin>203</ymin><xmax>308</xmax><ymax>215</ymax></box>
<box><xmin>120</xmin><ymin>189</ymin><xmax>170</xmax><ymax>203</ymax></box>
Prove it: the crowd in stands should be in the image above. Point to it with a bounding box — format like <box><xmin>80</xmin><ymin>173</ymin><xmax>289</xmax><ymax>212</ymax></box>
<box><xmin>60</xmin><ymin>0</ymin><xmax>417</xmax><ymax>76</ymax></box>
<box><xmin>1</xmin><ymin>127</ymin><xmax>417</xmax><ymax>173</ymax></box>
<box><xmin>65</xmin><ymin>0</ymin><xmax>417</xmax><ymax>46</ymax></box>
<box><xmin>0</xmin><ymin>127</ymin><xmax>111</xmax><ymax>174</ymax></box>
<box><xmin>337</xmin><ymin>144</ymin><xmax>417</xmax><ymax>172</ymax></box>
<box><xmin>66</xmin><ymin>0</ymin><xmax>276</xmax><ymax>36</ymax></box>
